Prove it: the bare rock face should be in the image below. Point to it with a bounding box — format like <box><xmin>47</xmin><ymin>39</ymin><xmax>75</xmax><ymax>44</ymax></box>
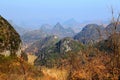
<box><xmin>0</xmin><ymin>15</ymin><xmax>21</xmax><ymax>56</ymax></box>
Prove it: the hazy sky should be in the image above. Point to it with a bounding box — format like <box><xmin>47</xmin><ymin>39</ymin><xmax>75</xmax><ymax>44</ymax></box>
<box><xmin>0</xmin><ymin>0</ymin><xmax>120</xmax><ymax>27</ymax></box>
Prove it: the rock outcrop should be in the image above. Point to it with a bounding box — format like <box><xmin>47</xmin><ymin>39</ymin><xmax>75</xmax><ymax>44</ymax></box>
<box><xmin>0</xmin><ymin>16</ymin><xmax>22</xmax><ymax>56</ymax></box>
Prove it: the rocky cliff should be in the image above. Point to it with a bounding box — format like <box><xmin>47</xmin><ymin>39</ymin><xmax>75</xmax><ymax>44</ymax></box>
<box><xmin>0</xmin><ymin>16</ymin><xmax>21</xmax><ymax>56</ymax></box>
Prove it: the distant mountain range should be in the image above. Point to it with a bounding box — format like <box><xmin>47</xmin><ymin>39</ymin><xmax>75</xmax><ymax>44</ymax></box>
<box><xmin>63</xmin><ymin>19</ymin><xmax>109</xmax><ymax>33</ymax></box>
<box><xmin>51</xmin><ymin>22</ymin><xmax>75</xmax><ymax>38</ymax></box>
<box><xmin>23</xmin><ymin>22</ymin><xmax>120</xmax><ymax>56</ymax></box>
<box><xmin>21</xmin><ymin>29</ymin><xmax>48</xmax><ymax>44</ymax></box>
<box><xmin>63</xmin><ymin>18</ymin><xmax>83</xmax><ymax>33</ymax></box>
<box><xmin>40</xmin><ymin>24</ymin><xmax>52</xmax><ymax>34</ymax></box>
<box><xmin>8</xmin><ymin>18</ymin><xmax>109</xmax><ymax>37</ymax></box>
<box><xmin>74</xmin><ymin>22</ymin><xmax>120</xmax><ymax>44</ymax></box>
<box><xmin>25</xmin><ymin>35</ymin><xmax>59</xmax><ymax>56</ymax></box>
<box><xmin>21</xmin><ymin>22</ymin><xmax>76</xmax><ymax>45</ymax></box>
<box><xmin>17</xmin><ymin>20</ymin><xmax>118</xmax><ymax>46</ymax></box>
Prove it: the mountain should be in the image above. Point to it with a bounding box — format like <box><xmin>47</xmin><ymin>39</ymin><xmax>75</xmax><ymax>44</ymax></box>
<box><xmin>34</xmin><ymin>37</ymin><xmax>83</xmax><ymax>67</ymax></box>
<box><xmin>74</xmin><ymin>24</ymin><xmax>106</xmax><ymax>44</ymax></box>
<box><xmin>40</xmin><ymin>24</ymin><xmax>52</xmax><ymax>34</ymax></box>
<box><xmin>56</xmin><ymin>37</ymin><xmax>83</xmax><ymax>54</ymax></box>
<box><xmin>25</xmin><ymin>35</ymin><xmax>59</xmax><ymax>56</ymax></box>
<box><xmin>105</xmin><ymin>22</ymin><xmax>120</xmax><ymax>35</ymax></box>
<box><xmin>96</xmin><ymin>22</ymin><xmax>120</xmax><ymax>53</ymax></box>
<box><xmin>51</xmin><ymin>22</ymin><xmax>75</xmax><ymax>38</ymax></box>
<box><xmin>52</xmin><ymin>22</ymin><xmax>65</xmax><ymax>32</ymax></box>
<box><xmin>96</xmin><ymin>33</ymin><xmax>120</xmax><ymax>53</ymax></box>
<box><xmin>21</xmin><ymin>29</ymin><xmax>48</xmax><ymax>44</ymax></box>
<box><xmin>63</xmin><ymin>18</ymin><xmax>82</xmax><ymax>33</ymax></box>
<box><xmin>63</xmin><ymin>19</ymin><xmax>109</xmax><ymax>33</ymax></box>
<box><xmin>22</xmin><ymin>22</ymin><xmax>75</xmax><ymax>45</ymax></box>
<box><xmin>0</xmin><ymin>16</ymin><xmax>22</xmax><ymax>56</ymax></box>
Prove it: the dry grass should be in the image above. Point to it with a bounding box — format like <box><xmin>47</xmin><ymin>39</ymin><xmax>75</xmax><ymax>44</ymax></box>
<box><xmin>40</xmin><ymin>67</ymin><xmax>68</xmax><ymax>80</ymax></box>
<box><xmin>27</xmin><ymin>54</ymin><xmax>37</xmax><ymax>65</ymax></box>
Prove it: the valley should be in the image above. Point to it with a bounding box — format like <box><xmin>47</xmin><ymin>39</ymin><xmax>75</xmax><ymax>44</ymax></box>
<box><xmin>0</xmin><ymin>1</ymin><xmax>120</xmax><ymax>79</ymax></box>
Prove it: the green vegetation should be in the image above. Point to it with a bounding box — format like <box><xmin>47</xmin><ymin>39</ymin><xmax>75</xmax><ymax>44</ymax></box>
<box><xmin>34</xmin><ymin>37</ymin><xmax>84</xmax><ymax>68</ymax></box>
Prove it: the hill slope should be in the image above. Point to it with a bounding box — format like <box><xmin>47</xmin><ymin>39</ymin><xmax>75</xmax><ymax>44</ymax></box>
<box><xmin>34</xmin><ymin>37</ymin><xmax>83</xmax><ymax>67</ymax></box>
<box><xmin>0</xmin><ymin>16</ymin><xmax>21</xmax><ymax>56</ymax></box>
<box><xmin>74</xmin><ymin>24</ymin><xmax>105</xmax><ymax>44</ymax></box>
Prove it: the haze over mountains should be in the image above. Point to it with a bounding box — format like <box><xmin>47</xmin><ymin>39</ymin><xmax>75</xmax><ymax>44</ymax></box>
<box><xmin>10</xmin><ymin>18</ymin><xmax>110</xmax><ymax>47</ymax></box>
<box><xmin>9</xmin><ymin>18</ymin><xmax>109</xmax><ymax>36</ymax></box>
<box><xmin>1</xmin><ymin>13</ymin><xmax>120</xmax><ymax>79</ymax></box>
<box><xmin>1</xmin><ymin>0</ymin><xmax>120</xmax><ymax>79</ymax></box>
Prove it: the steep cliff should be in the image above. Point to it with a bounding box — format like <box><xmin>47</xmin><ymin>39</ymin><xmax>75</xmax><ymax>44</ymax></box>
<box><xmin>0</xmin><ymin>16</ymin><xmax>21</xmax><ymax>56</ymax></box>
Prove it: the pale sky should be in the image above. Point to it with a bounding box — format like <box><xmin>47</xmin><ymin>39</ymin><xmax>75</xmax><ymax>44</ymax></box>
<box><xmin>0</xmin><ymin>0</ymin><xmax>120</xmax><ymax>27</ymax></box>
